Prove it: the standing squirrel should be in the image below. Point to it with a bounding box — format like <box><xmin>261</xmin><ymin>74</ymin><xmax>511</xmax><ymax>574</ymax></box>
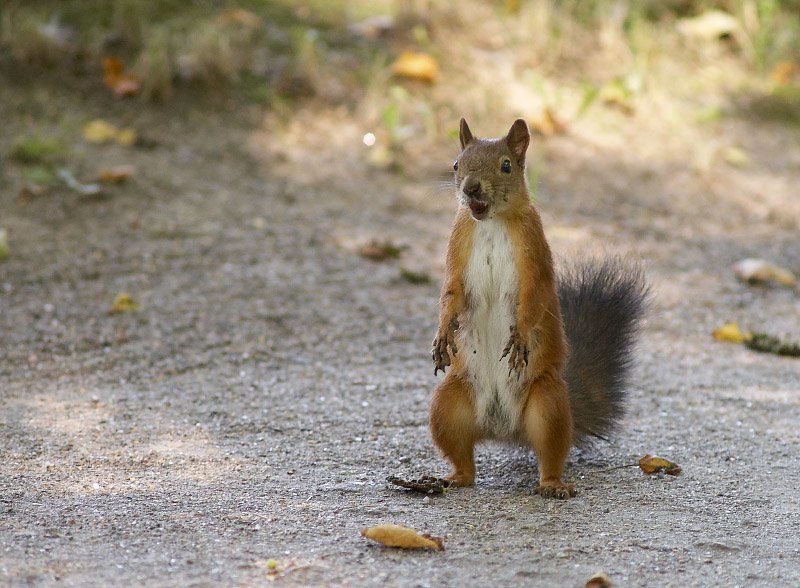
<box><xmin>430</xmin><ymin>118</ymin><xmax>647</xmax><ymax>498</ymax></box>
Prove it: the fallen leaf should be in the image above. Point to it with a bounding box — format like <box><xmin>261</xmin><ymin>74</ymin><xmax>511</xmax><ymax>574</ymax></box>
<box><xmin>733</xmin><ymin>258</ymin><xmax>796</xmax><ymax>288</ymax></box>
<box><xmin>217</xmin><ymin>8</ymin><xmax>263</xmax><ymax>28</ymax></box>
<box><xmin>83</xmin><ymin>119</ymin><xmax>138</xmax><ymax>147</ymax></box>
<box><xmin>387</xmin><ymin>475</ymin><xmax>451</xmax><ymax>494</ymax></box>
<box><xmin>506</xmin><ymin>0</ymin><xmax>522</xmax><ymax>14</ymax></box>
<box><xmin>358</xmin><ymin>240</ymin><xmax>403</xmax><ymax>261</ymax></box>
<box><xmin>361</xmin><ymin>525</ymin><xmax>444</xmax><ymax>550</ymax></box>
<box><xmin>103</xmin><ymin>57</ymin><xmax>141</xmax><ymax>98</ymax></box>
<box><xmin>399</xmin><ymin>268</ymin><xmax>431</xmax><ymax>285</ymax></box>
<box><xmin>83</xmin><ymin>119</ymin><xmax>119</xmax><ymax>143</ymax></box>
<box><xmin>712</xmin><ymin>322</ymin><xmax>752</xmax><ymax>344</ymax></box>
<box><xmin>586</xmin><ymin>572</ymin><xmax>612</xmax><ymax>588</ymax></box>
<box><xmin>678</xmin><ymin>10</ymin><xmax>739</xmax><ymax>40</ymax></box>
<box><xmin>116</xmin><ymin>129</ymin><xmax>138</xmax><ymax>147</ymax></box>
<box><xmin>770</xmin><ymin>61</ymin><xmax>797</xmax><ymax>85</ymax></box>
<box><xmin>745</xmin><ymin>333</ymin><xmax>800</xmax><ymax>358</ymax></box>
<box><xmin>10</xmin><ymin>135</ymin><xmax>64</xmax><ymax>164</ymax></box>
<box><xmin>0</xmin><ymin>229</ymin><xmax>8</xmax><ymax>261</ymax></box>
<box><xmin>639</xmin><ymin>454</ymin><xmax>682</xmax><ymax>476</ymax></box>
<box><xmin>599</xmin><ymin>81</ymin><xmax>634</xmax><ymax>115</ymax></box>
<box><xmin>529</xmin><ymin>107</ymin><xmax>567</xmax><ymax>136</ymax></box>
<box><xmin>97</xmin><ymin>165</ymin><xmax>135</xmax><ymax>183</ymax></box>
<box><xmin>17</xmin><ymin>184</ymin><xmax>49</xmax><ymax>202</ymax></box>
<box><xmin>391</xmin><ymin>52</ymin><xmax>439</xmax><ymax>84</ymax></box>
<box><xmin>721</xmin><ymin>146</ymin><xmax>749</xmax><ymax>167</ymax></box>
<box><xmin>109</xmin><ymin>293</ymin><xmax>139</xmax><ymax>314</ymax></box>
<box><xmin>56</xmin><ymin>168</ymin><xmax>103</xmax><ymax>197</ymax></box>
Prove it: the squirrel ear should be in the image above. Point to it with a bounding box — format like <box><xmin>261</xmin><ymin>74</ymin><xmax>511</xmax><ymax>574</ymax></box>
<box><xmin>506</xmin><ymin>119</ymin><xmax>530</xmax><ymax>163</ymax></box>
<box><xmin>459</xmin><ymin>118</ymin><xmax>474</xmax><ymax>149</ymax></box>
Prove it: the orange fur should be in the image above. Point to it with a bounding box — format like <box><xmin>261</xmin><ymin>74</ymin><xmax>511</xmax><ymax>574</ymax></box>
<box><xmin>429</xmin><ymin>119</ymin><xmax>575</xmax><ymax>497</ymax></box>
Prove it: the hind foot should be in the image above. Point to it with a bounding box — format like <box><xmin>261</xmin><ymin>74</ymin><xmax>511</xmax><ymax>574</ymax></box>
<box><xmin>445</xmin><ymin>472</ymin><xmax>475</xmax><ymax>487</ymax></box>
<box><xmin>535</xmin><ymin>480</ymin><xmax>577</xmax><ymax>499</ymax></box>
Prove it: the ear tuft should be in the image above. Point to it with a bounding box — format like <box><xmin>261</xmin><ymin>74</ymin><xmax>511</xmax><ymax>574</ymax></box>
<box><xmin>459</xmin><ymin>118</ymin><xmax>474</xmax><ymax>150</ymax></box>
<box><xmin>506</xmin><ymin>118</ymin><xmax>530</xmax><ymax>163</ymax></box>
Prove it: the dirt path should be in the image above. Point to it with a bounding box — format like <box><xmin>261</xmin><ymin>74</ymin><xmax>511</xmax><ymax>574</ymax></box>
<box><xmin>1</xmin><ymin>76</ymin><xmax>799</xmax><ymax>587</ymax></box>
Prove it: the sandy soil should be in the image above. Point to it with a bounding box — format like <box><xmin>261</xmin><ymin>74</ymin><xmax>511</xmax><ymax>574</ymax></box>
<box><xmin>1</xmin><ymin>72</ymin><xmax>799</xmax><ymax>587</ymax></box>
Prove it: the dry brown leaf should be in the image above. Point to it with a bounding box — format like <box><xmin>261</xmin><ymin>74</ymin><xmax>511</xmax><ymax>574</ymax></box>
<box><xmin>770</xmin><ymin>61</ymin><xmax>797</xmax><ymax>85</ymax></box>
<box><xmin>357</xmin><ymin>240</ymin><xmax>403</xmax><ymax>261</ymax></box>
<box><xmin>217</xmin><ymin>8</ymin><xmax>263</xmax><ymax>28</ymax></box>
<box><xmin>712</xmin><ymin>322</ymin><xmax>752</xmax><ymax>344</ymax></box>
<box><xmin>97</xmin><ymin>165</ymin><xmax>135</xmax><ymax>183</ymax></box>
<box><xmin>733</xmin><ymin>258</ymin><xmax>796</xmax><ymax>288</ymax></box>
<box><xmin>103</xmin><ymin>57</ymin><xmax>141</xmax><ymax>98</ymax></box>
<box><xmin>391</xmin><ymin>52</ymin><xmax>439</xmax><ymax>84</ymax></box>
<box><xmin>529</xmin><ymin>107</ymin><xmax>567</xmax><ymax>136</ymax></box>
<box><xmin>109</xmin><ymin>293</ymin><xmax>139</xmax><ymax>314</ymax></box>
<box><xmin>639</xmin><ymin>454</ymin><xmax>682</xmax><ymax>476</ymax></box>
<box><xmin>600</xmin><ymin>84</ymin><xmax>634</xmax><ymax>115</ymax></box>
<box><xmin>361</xmin><ymin>525</ymin><xmax>444</xmax><ymax>550</ymax></box>
<box><xmin>585</xmin><ymin>572</ymin><xmax>612</xmax><ymax>588</ymax></box>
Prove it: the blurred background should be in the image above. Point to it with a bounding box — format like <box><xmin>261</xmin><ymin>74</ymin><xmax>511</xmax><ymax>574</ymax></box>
<box><xmin>2</xmin><ymin>0</ymin><xmax>799</xmax><ymax>345</ymax></box>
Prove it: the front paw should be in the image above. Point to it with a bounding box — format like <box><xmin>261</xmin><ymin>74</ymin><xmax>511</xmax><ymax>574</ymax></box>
<box><xmin>431</xmin><ymin>318</ymin><xmax>459</xmax><ymax>375</ymax></box>
<box><xmin>500</xmin><ymin>324</ymin><xmax>529</xmax><ymax>375</ymax></box>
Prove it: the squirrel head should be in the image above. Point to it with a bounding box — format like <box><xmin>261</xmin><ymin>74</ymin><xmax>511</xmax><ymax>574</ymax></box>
<box><xmin>453</xmin><ymin>118</ymin><xmax>530</xmax><ymax>221</ymax></box>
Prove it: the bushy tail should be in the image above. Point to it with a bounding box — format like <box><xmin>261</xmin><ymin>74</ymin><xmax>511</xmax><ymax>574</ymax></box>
<box><xmin>557</xmin><ymin>258</ymin><xmax>649</xmax><ymax>444</ymax></box>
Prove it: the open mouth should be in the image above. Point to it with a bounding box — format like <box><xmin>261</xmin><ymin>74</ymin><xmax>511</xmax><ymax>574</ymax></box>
<box><xmin>467</xmin><ymin>199</ymin><xmax>489</xmax><ymax>219</ymax></box>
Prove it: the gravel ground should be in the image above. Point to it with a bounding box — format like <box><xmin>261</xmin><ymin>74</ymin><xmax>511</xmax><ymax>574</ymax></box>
<box><xmin>1</xmin><ymin>78</ymin><xmax>799</xmax><ymax>587</ymax></box>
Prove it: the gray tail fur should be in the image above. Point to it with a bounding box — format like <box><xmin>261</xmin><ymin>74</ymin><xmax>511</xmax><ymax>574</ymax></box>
<box><xmin>557</xmin><ymin>258</ymin><xmax>649</xmax><ymax>444</ymax></box>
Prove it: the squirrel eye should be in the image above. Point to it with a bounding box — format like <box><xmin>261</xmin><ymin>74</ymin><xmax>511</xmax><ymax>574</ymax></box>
<box><xmin>501</xmin><ymin>159</ymin><xmax>512</xmax><ymax>173</ymax></box>
<box><xmin>453</xmin><ymin>161</ymin><xmax>458</xmax><ymax>171</ymax></box>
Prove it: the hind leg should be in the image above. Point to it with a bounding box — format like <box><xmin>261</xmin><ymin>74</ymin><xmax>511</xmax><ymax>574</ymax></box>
<box><xmin>430</xmin><ymin>373</ymin><xmax>479</xmax><ymax>486</ymax></box>
<box><xmin>521</xmin><ymin>372</ymin><xmax>576</xmax><ymax>498</ymax></box>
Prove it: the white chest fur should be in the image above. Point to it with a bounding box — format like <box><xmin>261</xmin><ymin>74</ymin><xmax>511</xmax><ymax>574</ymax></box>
<box><xmin>459</xmin><ymin>218</ymin><xmax>523</xmax><ymax>439</ymax></box>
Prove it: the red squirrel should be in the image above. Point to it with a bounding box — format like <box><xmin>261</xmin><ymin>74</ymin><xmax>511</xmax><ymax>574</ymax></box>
<box><xmin>430</xmin><ymin>118</ymin><xmax>647</xmax><ymax>498</ymax></box>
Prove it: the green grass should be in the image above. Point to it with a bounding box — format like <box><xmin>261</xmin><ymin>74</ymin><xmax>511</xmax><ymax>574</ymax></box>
<box><xmin>9</xmin><ymin>134</ymin><xmax>65</xmax><ymax>164</ymax></box>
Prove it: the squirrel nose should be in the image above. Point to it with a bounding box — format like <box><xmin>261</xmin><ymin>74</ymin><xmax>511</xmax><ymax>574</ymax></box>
<box><xmin>463</xmin><ymin>179</ymin><xmax>482</xmax><ymax>199</ymax></box>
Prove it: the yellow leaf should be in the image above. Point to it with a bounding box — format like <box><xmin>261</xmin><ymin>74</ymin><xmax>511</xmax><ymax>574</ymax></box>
<box><xmin>638</xmin><ymin>454</ymin><xmax>682</xmax><ymax>476</ymax></box>
<box><xmin>721</xmin><ymin>146</ymin><xmax>749</xmax><ymax>167</ymax></box>
<box><xmin>361</xmin><ymin>525</ymin><xmax>444</xmax><ymax>550</ymax></box>
<box><xmin>599</xmin><ymin>82</ymin><xmax>634</xmax><ymax>115</ymax></box>
<box><xmin>109</xmin><ymin>293</ymin><xmax>139</xmax><ymax>314</ymax></box>
<box><xmin>83</xmin><ymin>120</ymin><xmax>137</xmax><ymax>147</ymax></box>
<box><xmin>83</xmin><ymin>119</ymin><xmax>120</xmax><ymax>143</ymax></box>
<box><xmin>529</xmin><ymin>107</ymin><xmax>567</xmax><ymax>136</ymax></box>
<box><xmin>770</xmin><ymin>60</ymin><xmax>797</xmax><ymax>85</ymax></box>
<box><xmin>116</xmin><ymin>128</ymin><xmax>137</xmax><ymax>147</ymax></box>
<box><xmin>734</xmin><ymin>258</ymin><xmax>797</xmax><ymax>288</ymax></box>
<box><xmin>712</xmin><ymin>322</ymin><xmax>752</xmax><ymax>344</ymax></box>
<box><xmin>391</xmin><ymin>52</ymin><xmax>439</xmax><ymax>84</ymax></box>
